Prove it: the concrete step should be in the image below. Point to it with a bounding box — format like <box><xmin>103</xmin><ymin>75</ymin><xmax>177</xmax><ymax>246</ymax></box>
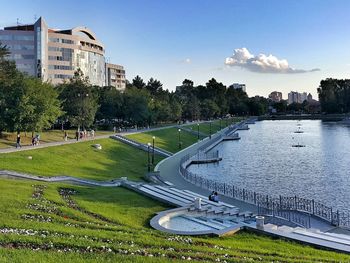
<box><xmin>293</xmin><ymin>229</ymin><xmax>350</xmax><ymax>246</ymax></box>
<box><xmin>182</xmin><ymin>216</ymin><xmax>224</xmax><ymax>230</ymax></box>
<box><xmin>278</xmin><ymin>225</ymin><xmax>295</xmax><ymax>233</ymax></box>
<box><xmin>140</xmin><ymin>184</ymin><xmax>193</xmax><ymax>205</ymax></box>
<box><xmin>181</xmin><ymin>189</ymin><xmax>236</xmax><ymax>209</ymax></box>
<box><xmin>138</xmin><ymin>186</ymin><xmax>187</xmax><ymax>207</ymax></box>
<box><xmin>153</xmin><ymin>185</ymin><xmax>197</xmax><ymax>203</ymax></box>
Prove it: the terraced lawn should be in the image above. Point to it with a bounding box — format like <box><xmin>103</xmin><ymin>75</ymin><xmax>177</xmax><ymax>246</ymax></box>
<box><xmin>0</xmin><ymin>138</ymin><xmax>160</xmax><ymax>181</ymax></box>
<box><xmin>0</xmin><ymin>178</ymin><xmax>348</xmax><ymax>262</ymax></box>
<box><xmin>126</xmin><ymin>127</ymin><xmax>198</xmax><ymax>153</ymax></box>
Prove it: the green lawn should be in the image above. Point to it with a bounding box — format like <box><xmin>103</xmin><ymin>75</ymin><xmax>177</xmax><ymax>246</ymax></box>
<box><xmin>0</xmin><ymin>129</ymin><xmax>114</xmax><ymax>149</ymax></box>
<box><xmin>186</xmin><ymin>117</ymin><xmax>244</xmax><ymax>136</ymax></box>
<box><xmin>126</xmin><ymin>127</ymin><xmax>198</xmax><ymax>153</ymax></box>
<box><xmin>0</xmin><ymin>178</ymin><xmax>348</xmax><ymax>262</ymax></box>
<box><xmin>0</xmin><ymin>138</ymin><xmax>160</xmax><ymax>181</ymax></box>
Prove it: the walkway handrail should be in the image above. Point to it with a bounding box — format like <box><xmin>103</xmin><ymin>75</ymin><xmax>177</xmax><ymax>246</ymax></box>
<box><xmin>178</xmin><ymin>122</ymin><xmax>350</xmax><ymax>229</ymax></box>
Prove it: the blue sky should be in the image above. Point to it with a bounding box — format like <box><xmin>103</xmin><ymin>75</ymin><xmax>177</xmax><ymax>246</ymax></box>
<box><xmin>1</xmin><ymin>0</ymin><xmax>350</xmax><ymax>98</ymax></box>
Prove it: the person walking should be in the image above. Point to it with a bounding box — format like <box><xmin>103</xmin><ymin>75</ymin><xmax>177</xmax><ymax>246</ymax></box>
<box><xmin>75</xmin><ymin>130</ymin><xmax>79</xmax><ymax>141</ymax></box>
<box><xmin>91</xmin><ymin>129</ymin><xmax>95</xmax><ymax>139</ymax></box>
<box><xmin>64</xmin><ymin>131</ymin><xmax>68</xmax><ymax>141</ymax></box>
<box><xmin>16</xmin><ymin>133</ymin><xmax>21</xmax><ymax>148</ymax></box>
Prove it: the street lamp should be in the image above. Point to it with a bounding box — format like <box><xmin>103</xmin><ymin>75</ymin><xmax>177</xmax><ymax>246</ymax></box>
<box><xmin>197</xmin><ymin>123</ymin><xmax>200</xmax><ymax>140</ymax></box>
<box><xmin>209</xmin><ymin>122</ymin><xmax>212</xmax><ymax>139</ymax></box>
<box><xmin>152</xmin><ymin>136</ymin><xmax>155</xmax><ymax>165</ymax></box>
<box><xmin>147</xmin><ymin>142</ymin><xmax>151</xmax><ymax>172</ymax></box>
<box><xmin>178</xmin><ymin>129</ymin><xmax>182</xmax><ymax>149</ymax></box>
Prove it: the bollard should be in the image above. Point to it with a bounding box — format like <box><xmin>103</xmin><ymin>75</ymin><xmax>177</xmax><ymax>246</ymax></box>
<box><xmin>194</xmin><ymin>197</ymin><xmax>202</xmax><ymax>210</ymax></box>
<box><xmin>256</xmin><ymin>216</ymin><xmax>265</xmax><ymax>230</ymax></box>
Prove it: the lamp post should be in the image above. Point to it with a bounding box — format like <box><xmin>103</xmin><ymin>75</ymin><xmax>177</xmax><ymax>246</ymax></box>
<box><xmin>178</xmin><ymin>129</ymin><xmax>181</xmax><ymax>149</ymax></box>
<box><xmin>197</xmin><ymin>123</ymin><xmax>200</xmax><ymax>140</ymax></box>
<box><xmin>147</xmin><ymin>142</ymin><xmax>151</xmax><ymax>172</ymax></box>
<box><xmin>209</xmin><ymin>122</ymin><xmax>212</xmax><ymax>139</ymax></box>
<box><xmin>152</xmin><ymin>136</ymin><xmax>155</xmax><ymax>165</ymax></box>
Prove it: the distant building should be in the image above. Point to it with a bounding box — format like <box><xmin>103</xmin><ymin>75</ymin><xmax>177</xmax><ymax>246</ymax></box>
<box><xmin>106</xmin><ymin>63</ymin><xmax>126</xmax><ymax>91</ymax></box>
<box><xmin>268</xmin><ymin>91</ymin><xmax>283</xmax><ymax>102</ymax></box>
<box><xmin>229</xmin><ymin>83</ymin><xmax>246</xmax><ymax>92</ymax></box>
<box><xmin>307</xmin><ymin>93</ymin><xmax>313</xmax><ymax>102</ymax></box>
<box><xmin>288</xmin><ymin>91</ymin><xmax>308</xmax><ymax>104</ymax></box>
<box><xmin>0</xmin><ymin>17</ymin><xmax>125</xmax><ymax>89</ymax></box>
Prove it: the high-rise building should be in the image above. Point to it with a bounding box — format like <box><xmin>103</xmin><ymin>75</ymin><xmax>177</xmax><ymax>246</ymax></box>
<box><xmin>288</xmin><ymin>91</ymin><xmax>308</xmax><ymax>104</ymax></box>
<box><xmin>268</xmin><ymin>91</ymin><xmax>283</xmax><ymax>102</ymax></box>
<box><xmin>229</xmin><ymin>83</ymin><xmax>246</xmax><ymax>92</ymax></box>
<box><xmin>106</xmin><ymin>63</ymin><xmax>126</xmax><ymax>91</ymax></box>
<box><xmin>0</xmin><ymin>17</ymin><xmax>125</xmax><ymax>89</ymax></box>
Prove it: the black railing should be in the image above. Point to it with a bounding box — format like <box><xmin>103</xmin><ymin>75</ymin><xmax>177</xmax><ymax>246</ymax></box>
<box><xmin>179</xmin><ymin>145</ymin><xmax>350</xmax><ymax>229</ymax></box>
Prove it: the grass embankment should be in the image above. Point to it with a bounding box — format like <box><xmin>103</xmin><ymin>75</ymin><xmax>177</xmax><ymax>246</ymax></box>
<box><xmin>126</xmin><ymin>118</ymin><xmax>244</xmax><ymax>154</ymax></box>
<box><xmin>0</xmin><ymin>178</ymin><xmax>348</xmax><ymax>262</ymax></box>
<box><xmin>0</xmin><ymin>138</ymin><xmax>161</xmax><ymax>181</ymax></box>
<box><xmin>127</xmin><ymin>128</ymin><xmax>198</xmax><ymax>153</ymax></box>
<box><xmin>0</xmin><ymin>129</ymin><xmax>113</xmax><ymax>149</ymax></box>
<box><xmin>186</xmin><ymin>117</ymin><xmax>244</xmax><ymax>136</ymax></box>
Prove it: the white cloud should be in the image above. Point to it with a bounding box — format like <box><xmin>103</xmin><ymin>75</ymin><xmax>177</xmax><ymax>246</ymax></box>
<box><xmin>183</xmin><ymin>58</ymin><xmax>191</xmax><ymax>64</ymax></box>
<box><xmin>225</xmin><ymin>48</ymin><xmax>320</xmax><ymax>74</ymax></box>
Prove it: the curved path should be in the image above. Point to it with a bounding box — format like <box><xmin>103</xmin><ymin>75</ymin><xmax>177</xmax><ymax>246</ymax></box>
<box><xmin>0</xmin><ymin>170</ymin><xmax>122</xmax><ymax>187</ymax></box>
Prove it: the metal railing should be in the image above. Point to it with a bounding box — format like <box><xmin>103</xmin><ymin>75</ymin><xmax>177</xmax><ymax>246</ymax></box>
<box><xmin>179</xmin><ymin>145</ymin><xmax>350</xmax><ymax>229</ymax></box>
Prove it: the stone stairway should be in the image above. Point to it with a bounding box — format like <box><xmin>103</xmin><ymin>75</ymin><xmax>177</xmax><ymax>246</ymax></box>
<box><xmin>130</xmin><ymin>183</ymin><xmax>256</xmax><ymax>227</ymax></box>
<box><xmin>263</xmin><ymin>223</ymin><xmax>350</xmax><ymax>252</ymax></box>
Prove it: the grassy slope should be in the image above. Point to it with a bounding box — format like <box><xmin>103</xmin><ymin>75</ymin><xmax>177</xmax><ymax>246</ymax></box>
<box><xmin>126</xmin><ymin>128</ymin><xmax>198</xmax><ymax>153</ymax></box>
<box><xmin>0</xmin><ymin>138</ymin><xmax>161</xmax><ymax>181</ymax></box>
<box><xmin>0</xmin><ymin>129</ymin><xmax>113</xmax><ymax>149</ymax></box>
<box><xmin>0</xmin><ymin>178</ymin><xmax>348</xmax><ymax>262</ymax></box>
<box><xmin>186</xmin><ymin>118</ymin><xmax>244</xmax><ymax>136</ymax></box>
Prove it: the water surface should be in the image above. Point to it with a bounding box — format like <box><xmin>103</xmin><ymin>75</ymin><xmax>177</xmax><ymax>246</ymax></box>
<box><xmin>188</xmin><ymin>120</ymin><xmax>350</xmax><ymax>211</ymax></box>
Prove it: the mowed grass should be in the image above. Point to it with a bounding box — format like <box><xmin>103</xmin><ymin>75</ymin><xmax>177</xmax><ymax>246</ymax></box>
<box><xmin>0</xmin><ymin>138</ymin><xmax>161</xmax><ymax>181</ymax></box>
<box><xmin>0</xmin><ymin>178</ymin><xmax>348</xmax><ymax>262</ymax></box>
<box><xmin>0</xmin><ymin>129</ymin><xmax>114</xmax><ymax>149</ymax></box>
<box><xmin>186</xmin><ymin>117</ymin><xmax>244</xmax><ymax>136</ymax></box>
<box><xmin>127</xmin><ymin>127</ymin><xmax>198</xmax><ymax>153</ymax></box>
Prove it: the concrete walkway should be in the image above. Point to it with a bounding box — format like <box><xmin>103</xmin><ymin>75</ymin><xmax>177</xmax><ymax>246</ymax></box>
<box><xmin>0</xmin><ymin>170</ymin><xmax>122</xmax><ymax>187</ymax></box>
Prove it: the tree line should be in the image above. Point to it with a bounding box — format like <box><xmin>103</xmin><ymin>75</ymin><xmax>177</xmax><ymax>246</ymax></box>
<box><xmin>0</xmin><ymin>43</ymin><xmax>270</xmax><ymax>134</ymax></box>
<box><xmin>318</xmin><ymin>78</ymin><xmax>350</xmax><ymax>113</ymax></box>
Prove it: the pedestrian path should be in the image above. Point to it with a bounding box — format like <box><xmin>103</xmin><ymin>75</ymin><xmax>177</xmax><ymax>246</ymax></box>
<box><xmin>0</xmin><ymin>134</ymin><xmax>113</xmax><ymax>154</ymax></box>
<box><xmin>0</xmin><ymin>170</ymin><xmax>121</xmax><ymax>187</ymax></box>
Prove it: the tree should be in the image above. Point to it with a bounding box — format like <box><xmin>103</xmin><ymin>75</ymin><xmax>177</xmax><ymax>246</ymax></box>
<box><xmin>96</xmin><ymin>86</ymin><xmax>123</xmax><ymax>122</ymax></box>
<box><xmin>146</xmin><ymin>78</ymin><xmax>163</xmax><ymax>95</ymax></box>
<box><xmin>123</xmin><ymin>87</ymin><xmax>150</xmax><ymax>126</ymax></box>
<box><xmin>19</xmin><ymin>78</ymin><xmax>62</xmax><ymax>133</ymax></box>
<box><xmin>58</xmin><ymin>69</ymin><xmax>98</xmax><ymax>130</ymax></box>
<box><xmin>132</xmin><ymin>75</ymin><xmax>146</xmax><ymax>89</ymax></box>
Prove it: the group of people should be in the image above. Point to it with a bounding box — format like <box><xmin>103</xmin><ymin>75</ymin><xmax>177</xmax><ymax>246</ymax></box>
<box><xmin>75</xmin><ymin>129</ymin><xmax>95</xmax><ymax>141</ymax></box>
<box><xmin>31</xmin><ymin>134</ymin><xmax>40</xmax><ymax>146</ymax></box>
<box><xmin>209</xmin><ymin>191</ymin><xmax>219</xmax><ymax>202</ymax></box>
<box><xmin>15</xmin><ymin>133</ymin><xmax>40</xmax><ymax>148</ymax></box>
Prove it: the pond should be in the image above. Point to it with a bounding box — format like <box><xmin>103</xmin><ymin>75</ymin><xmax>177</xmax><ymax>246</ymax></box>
<box><xmin>188</xmin><ymin>120</ymin><xmax>350</xmax><ymax>211</ymax></box>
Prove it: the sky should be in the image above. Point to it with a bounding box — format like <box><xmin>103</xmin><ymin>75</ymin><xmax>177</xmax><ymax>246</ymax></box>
<box><xmin>1</xmin><ymin>0</ymin><xmax>350</xmax><ymax>98</ymax></box>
